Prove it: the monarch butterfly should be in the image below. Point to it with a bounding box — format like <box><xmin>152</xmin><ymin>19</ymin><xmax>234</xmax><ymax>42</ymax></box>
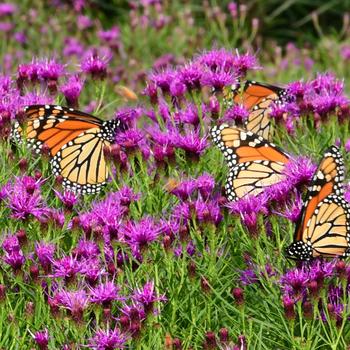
<box><xmin>11</xmin><ymin>105</ymin><xmax>123</xmax><ymax>194</ymax></box>
<box><xmin>210</xmin><ymin>124</ymin><xmax>289</xmax><ymax>201</ymax></box>
<box><xmin>223</xmin><ymin>80</ymin><xmax>287</xmax><ymax>140</ymax></box>
<box><xmin>286</xmin><ymin>146</ymin><xmax>350</xmax><ymax>260</ymax></box>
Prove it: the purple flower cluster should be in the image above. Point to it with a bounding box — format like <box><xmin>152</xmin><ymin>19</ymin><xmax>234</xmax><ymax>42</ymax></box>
<box><xmin>280</xmin><ymin>260</ymin><xmax>350</xmax><ymax>323</ymax></box>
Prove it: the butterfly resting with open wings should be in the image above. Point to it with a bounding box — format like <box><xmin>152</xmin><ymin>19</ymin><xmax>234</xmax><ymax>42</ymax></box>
<box><xmin>286</xmin><ymin>146</ymin><xmax>350</xmax><ymax>261</ymax></box>
<box><xmin>211</xmin><ymin>81</ymin><xmax>290</xmax><ymax>201</ymax></box>
<box><xmin>11</xmin><ymin>105</ymin><xmax>123</xmax><ymax>194</ymax></box>
<box><xmin>222</xmin><ymin>80</ymin><xmax>287</xmax><ymax>141</ymax></box>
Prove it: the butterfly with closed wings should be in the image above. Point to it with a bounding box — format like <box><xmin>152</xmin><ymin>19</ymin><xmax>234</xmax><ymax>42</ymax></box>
<box><xmin>211</xmin><ymin>81</ymin><xmax>290</xmax><ymax>202</ymax></box>
<box><xmin>286</xmin><ymin>146</ymin><xmax>350</xmax><ymax>261</ymax></box>
<box><xmin>11</xmin><ymin>105</ymin><xmax>124</xmax><ymax>194</ymax></box>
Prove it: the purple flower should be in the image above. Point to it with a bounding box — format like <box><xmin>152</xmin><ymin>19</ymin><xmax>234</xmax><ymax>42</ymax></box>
<box><xmin>174</xmin><ymin>103</ymin><xmax>199</xmax><ymax>125</ymax></box>
<box><xmin>240</xmin><ymin>269</ymin><xmax>258</xmax><ymax>286</ymax></box>
<box><xmin>197</xmin><ymin>173</ymin><xmax>215</xmax><ymax>199</ymax></box>
<box><xmin>2</xmin><ymin>234</ymin><xmax>20</xmax><ymax>253</ymax></box>
<box><xmin>283</xmin><ymin>156</ymin><xmax>316</xmax><ymax>188</ymax></box>
<box><xmin>63</xmin><ymin>37</ymin><xmax>84</xmax><ymax>57</ymax></box>
<box><xmin>149</xmin><ymin>69</ymin><xmax>175</xmax><ymax>93</ymax></box>
<box><xmin>152</xmin><ymin>53</ymin><xmax>175</xmax><ymax>70</ymax></box>
<box><xmin>168</xmin><ymin>178</ymin><xmax>197</xmax><ymax>201</ymax></box>
<box><xmin>0</xmin><ymin>3</ymin><xmax>17</xmax><ymax>17</ymax></box>
<box><xmin>200</xmin><ymin>67</ymin><xmax>236</xmax><ymax>90</ymax></box>
<box><xmin>88</xmin><ymin>328</ymin><xmax>128</xmax><ymax>350</ymax></box>
<box><xmin>4</xmin><ymin>250</ymin><xmax>25</xmax><ymax>271</ymax></box>
<box><xmin>274</xmin><ymin>191</ymin><xmax>302</xmax><ymax>222</ymax></box>
<box><xmin>54</xmin><ymin>190</ymin><xmax>78</xmax><ymax>210</ymax></box>
<box><xmin>232</xmin><ymin>52</ymin><xmax>260</xmax><ymax>76</ymax></box>
<box><xmin>170</xmin><ymin>78</ymin><xmax>187</xmax><ymax>97</ymax></box>
<box><xmin>35</xmin><ymin>242</ymin><xmax>55</xmax><ymax>272</ymax></box>
<box><xmin>51</xmin><ymin>256</ymin><xmax>82</xmax><ymax>280</ymax></box>
<box><xmin>171</xmin><ymin>129</ymin><xmax>208</xmax><ymax>156</ymax></box>
<box><xmin>60</xmin><ymin>75</ymin><xmax>84</xmax><ymax>107</ymax></box>
<box><xmin>81</xmin><ymin>258</ymin><xmax>104</xmax><ymax>284</ymax></box>
<box><xmin>121</xmin><ymin>217</ymin><xmax>162</xmax><ymax>253</ymax></box>
<box><xmin>178</xmin><ymin>63</ymin><xmax>203</xmax><ymax>90</ymax></box>
<box><xmin>280</xmin><ymin>266</ymin><xmax>309</xmax><ymax>299</ymax></box>
<box><xmin>227</xmin><ymin>195</ymin><xmax>269</xmax><ymax>234</ymax></box>
<box><xmin>98</xmin><ymin>26</ymin><xmax>120</xmax><ymax>47</ymax></box>
<box><xmin>77</xmin><ymin>14</ymin><xmax>93</xmax><ymax>30</ymax></box>
<box><xmin>37</xmin><ymin>58</ymin><xmax>65</xmax><ymax>81</ymax></box>
<box><xmin>33</xmin><ymin>329</ymin><xmax>49</xmax><ymax>350</ymax></box>
<box><xmin>56</xmin><ymin>289</ymin><xmax>90</xmax><ymax>321</ymax></box>
<box><xmin>341</xmin><ymin>45</ymin><xmax>350</xmax><ymax>61</ymax></box>
<box><xmin>90</xmin><ymin>282</ymin><xmax>123</xmax><ymax>306</ymax></box>
<box><xmin>115</xmin><ymin>128</ymin><xmax>150</xmax><ymax>159</ymax></box>
<box><xmin>78</xmin><ymin>194</ymin><xmax>127</xmax><ymax>238</ymax></box>
<box><xmin>73</xmin><ymin>239</ymin><xmax>100</xmax><ymax>259</ymax></box>
<box><xmin>81</xmin><ymin>51</ymin><xmax>109</xmax><ymax>79</ymax></box>
<box><xmin>221</xmin><ymin>104</ymin><xmax>249</xmax><ymax>123</ymax></box>
<box><xmin>196</xmin><ymin>49</ymin><xmax>235</xmax><ymax>72</ymax></box>
<box><xmin>193</xmin><ymin>199</ymin><xmax>222</xmax><ymax>224</ymax></box>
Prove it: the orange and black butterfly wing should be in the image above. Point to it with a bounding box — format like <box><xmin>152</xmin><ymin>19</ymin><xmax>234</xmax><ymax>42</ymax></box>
<box><xmin>223</xmin><ymin>80</ymin><xmax>287</xmax><ymax>140</ymax></box>
<box><xmin>11</xmin><ymin>105</ymin><xmax>121</xmax><ymax>194</ymax></box>
<box><xmin>241</xmin><ymin>81</ymin><xmax>286</xmax><ymax>140</ymax></box>
<box><xmin>210</xmin><ymin>124</ymin><xmax>289</xmax><ymax>200</ymax></box>
<box><xmin>286</xmin><ymin>146</ymin><xmax>350</xmax><ymax>260</ymax></box>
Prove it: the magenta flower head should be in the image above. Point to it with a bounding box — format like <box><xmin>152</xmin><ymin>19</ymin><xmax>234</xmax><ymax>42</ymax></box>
<box><xmin>90</xmin><ymin>282</ymin><xmax>124</xmax><ymax>307</ymax></box>
<box><xmin>179</xmin><ymin>62</ymin><xmax>203</xmax><ymax>90</ymax></box>
<box><xmin>194</xmin><ymin>199</ymin><xmax>223</xmax><ymax>225</ymax></box>
<box><xmin>37</xmin><ymin>58</ymin><xmax>65</xmax><ymax>82</ymax></box>
<box><xmin>0</xmin><ymin>3</ymin><xmax>17</xmax><ymax>17</ymax></box>
<box><xmin>221</xmin><ymin>104</ymin><xmax>249</xmax><ymax>124</ymax></box>
<box><xmin>51</xmin><ymin>255</ymin><xmax>82</xmax><ymax>281</ymax></box>
<box><xmin>35</xmin><ymin>241</ymin><xmax>55</xmax><ymax>272</ymax></box>
<box><xmin>33</xmin><ymin>329</ymin><xmax>49</xmax><ymax>350</ymax></box>
<box><xmin>283</xmin><ymin>156</ymin><xmax>316</xmax><ymax>189</ymax></box>
<box><xmin>63</xmin><ymin>37</ymin><xmax>84</xmax><ymax>57</ymax></box>
<box><xmin>81</xmin><ymin>50</ymin><xmax>109</xmax><ymax>79</ymax></box>
<box><xmin>2</xmin><ymin>234</ymin><xmax>20</xmax><ymax>253</ymax></box>
<box><xmin>132</xmin><ymin>280</ymin><xmax>167</xmax><ymax>314</ymax></box>
<box><xmin>54</xmin><ymin>190</ymin><xmax>78</xmax><ymax>210</ymax></box>
<box><xmin>171</xmin><ymin>129</ymin><xmax>208</xmax><ymax>158</ymax></box>
<box><xmin>200</xmin><ymin>67</ymin><xmax>236</xmax><ymax>91</ymax></box>
<box><xmin>60</xmin><ymin>75</ymin><xmax>84</xmax><ymax>108</ymax></box>
<box><xmin>149</xmin><ymin>68</ymin><xmax>175</xmax><ymax>94</ymax></box>
<box><xmin>73</xmin><ymin>239</ymin><xmax>100</xmax><ymax>259</ymax></box>
<box><xmin>280</xmin><ymin>265</ymin><xmax>309</xmax><ymax>300</ymax></box>
<box><xmin>196</xmin><ymin>173</ymin><xmax>215</xmax><ymax>199</ymax></box>
<box><xmin>121</xmin><ymin>217</ymin><xmax>162</xmax><ymax>253</ymax></box>
<box><xmin>56</xmin><ymin>289</ymin><xmax>90</xmax><ymax>322</ymax></box>
<box><xmin>115</xmin><ymin>128</ymin><xmax>150</xmax><ymax>159</ymax></box>
<box><xmin>232</xmin><ymin>52</ymin><xmax>260</xmax><ymax>77</ymax></box>
<box><xmin>98</xmin><ymin>26</ymin><xmax>120</xmax><ymax>48</ymax></box>
<box><xmin>227</xmin><ymin>195</ymin><xmax>269</xmax><ymax>235</ymax></box>
<box><xmin>4</xmin><ymin>250</ymin><xmax>25</xmax><ymax>271</ymax></box>
<box><xmin>170</xmin><ymin>78</ymin><xmax>187</xmax><ymax>98</ymax></box>
<box><xmin>196</xmin><ymin>48</ymin><xmax>235</xmax><ymax>72</ymax></box>
<box><xmin>88</xmin><ymin>327</ymin><xmax>128</xmax><ymax>350</ymax></box>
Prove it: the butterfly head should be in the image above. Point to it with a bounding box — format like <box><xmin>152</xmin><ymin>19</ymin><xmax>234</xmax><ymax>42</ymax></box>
<box><xmin>285</xmin><ymin>241</ymin><xmax>313</xmax><ymax>261</ymax></box>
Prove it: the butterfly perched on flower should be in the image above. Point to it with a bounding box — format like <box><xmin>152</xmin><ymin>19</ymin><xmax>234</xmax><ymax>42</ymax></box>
<box><xmin>222</xmin><ymin>80</ymin><xmax>288</xmax><ymax>141</ymax></box>
<box><xmin>286</xmin><ymin>146</ymin><xmax>350</xmax><ymax>261</ymax></box>
<box><xmin>211</xmin><ymin>124</ymin><xmax>289</xmax><ymax>201</ymax></box>
<box><xmin>11</xmin><ymin>105</ymin><xmax>124</xmax><ymax>194</ymax></box>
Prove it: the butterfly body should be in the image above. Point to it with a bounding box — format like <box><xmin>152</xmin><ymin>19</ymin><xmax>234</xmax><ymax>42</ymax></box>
<box><xmin>286</xmin><ymin>146</ymin><xmax>350</xmax><ymax>260</ymax></box>
<box><xmin>11</xmin><ymin>105</ymin><xmax>122</xmax><ymax>194</ymax></box>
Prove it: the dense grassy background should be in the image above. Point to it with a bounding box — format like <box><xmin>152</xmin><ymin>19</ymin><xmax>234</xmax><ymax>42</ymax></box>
<box><xmin>1</xmin><ymin>1</ymin><xmax>350</xmax><ymax>349</ymax></box>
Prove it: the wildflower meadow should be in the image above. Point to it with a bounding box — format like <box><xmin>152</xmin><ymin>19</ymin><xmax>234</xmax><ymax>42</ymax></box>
<box><xmin>2</xmin><ymin>1</ymin><xmax>350</xmax><ymax>349</ymax></box>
